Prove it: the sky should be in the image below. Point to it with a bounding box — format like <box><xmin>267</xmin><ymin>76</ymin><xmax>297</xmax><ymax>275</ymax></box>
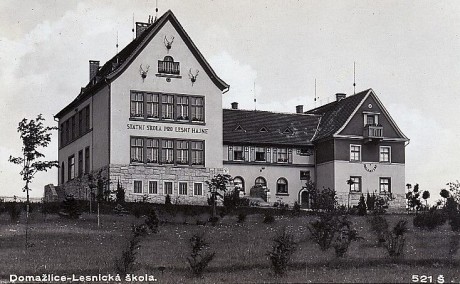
<box><xmin>1</xmin><ymin>0</ymin><xmax>459</xmax><ymax>203</ymax></box>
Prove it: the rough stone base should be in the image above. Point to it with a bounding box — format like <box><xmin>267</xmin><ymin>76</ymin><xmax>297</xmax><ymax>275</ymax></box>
<box><xmin>58</xmin><ymin>167</ymin><xmax>110</xmax><ymax>200</ymax></box>
<box><xmin>109</xmin><ymin>164</ymin><xmax>223</xmax><ymax>205</ymax></box>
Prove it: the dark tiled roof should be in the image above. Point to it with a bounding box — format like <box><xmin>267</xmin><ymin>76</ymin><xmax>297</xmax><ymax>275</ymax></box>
<box><xmin>305</xmin><ymin>89</ymin><xmax>370</xmax><ymax>141</ymax></box>
<box><xmin>223</xmin><ymin>109</ymin><xmax>321</xmax><ymax>146</ymax></box>
<box><xmin>55</xmin><ymin>10</ymin><xmax>228</xmax><ymax>119</ymax></box>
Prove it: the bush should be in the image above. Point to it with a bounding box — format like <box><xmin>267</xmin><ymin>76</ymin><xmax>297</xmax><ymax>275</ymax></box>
<box><xmin>115</xmin><ymin>224</ymin><xmax>144</xmax><ymax>277</ymax></box>
<box><xmin>60</xmin><ymin>195</ymin><xmax>81</xmax><ymax>219</ymax></box>
<box><xmin>165</xmin><ymin>194</ymin><xmax>172</xmax><ymax>205</ymax></box>
<box><xmin>333</xmin><ymin>217</ymin><xmax>362</xmax><ymax>257</ymax></box>
<box><xmin>449</xmin><ymin>212</ymin><xmax>460</xmax><ymax>232</ymax></box>
<box><xmin>7</xmin><ymin>202</ymin><xmax>21</xmax><ymax>222</ymax></box>
<box><xmin>267</xmin><ymin>229</ymin><xmax>297</xmax><ymax>276</ymax></box>
<box><xmin>413</xmin><ymin>209</ymin><xmax>447</xmax><ymax>230</ymax></box>
<box><xmin>208</xmin><ymin>216</ymin><xmax>219</xmax><ymax>226</ymax></box>
<box><xmin>444</xmin><ymin>197</ymin><xmax>458</xmax><ymax>220</ymax></box>
<box><xmin>186</xmin><ymin>233</ymin><xmax>215</xmax><ymax>277</ymax></box>
<box><xmin>368</xmin><ymin>215</ymin><xmax>389</xmax><ymax>243</ymax></box>
<box><xmin>237</xmin><ymin>212</ymin><xmax>247</xmax><ymax>223</ymax></box>
<box><xmin>366</xmin><ymin>193</ymin><xmax>376</xmax><ymax>211</ymax></box>
<box><xmin>263</xmin><ymin>213</ymin><xmax>275</xmax><ymax>224</ymax></box>
<box><xmin>308</xmin><ymin>214</ymin><xmax>337</xmax><ymax>251</ymax></box>
<box><xmin>357</xmin><ymin>194</ymin><xmax>367</xmax><ymax>216</ymax></box>
<box><xmin>386</xmin><ymin>220</ymin><xmax>407</xmax><ymax>257</ymax></box>
<box><xmin>309</xmin><ymin>214</ymin><xmax>361</xmax><ymax>256</ymax></box>
<box><xmin>145</xmin><ymin>209</ymin><xmax>159</xmax><ymax>233</ymax></box>
<box><xmin>292</xmin><ymin>202</ymin><xmax>301</xmax><ymax>216</ymax></box>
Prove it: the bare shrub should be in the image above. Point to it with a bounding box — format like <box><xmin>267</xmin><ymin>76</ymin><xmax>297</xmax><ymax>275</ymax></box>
<box><xmin>267</xmin><ymin>228</ymin><xmax>297</xmax><ymax>276</ymax></box>
<box><xmin>186</xmin><ymin>233</ymin><xmax>215</xmax><ymax>277</ymax></box>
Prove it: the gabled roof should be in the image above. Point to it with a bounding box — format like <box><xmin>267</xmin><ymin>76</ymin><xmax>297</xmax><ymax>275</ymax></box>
<box><xmin>306</xmin><ymin>89</ymin><xmax>409</xmax><ymax>142</ymax></box>
<box><xmin>305</xmin><ymin>89</ymin><xmax>369</xmax><ymax>141</ymax></box>
<box><xmin>223</xmin><ymin>109</ymin><xmax>320</xmax><ymax>146</ymax></box>
<box><xmin>55</xmin><ymin>10</ymin><xmax>229</xmax><ymax>119</ymax></box>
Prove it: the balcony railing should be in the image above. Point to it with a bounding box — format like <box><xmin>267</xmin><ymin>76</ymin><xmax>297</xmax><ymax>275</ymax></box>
<box><xmin>363</xmin><ymin>124</ymin><xmax>383</xmax><ymax>139</ymax></box>
<box><xmin>158</xmin><ymin>60</ymin><xmax>180</xmax><ymax>75</ymax></box>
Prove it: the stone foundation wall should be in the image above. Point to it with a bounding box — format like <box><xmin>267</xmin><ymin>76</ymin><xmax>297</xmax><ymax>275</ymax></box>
<box><xmin>59</xmin><ymin>167</ymin><xmax>110</xmax><ymax>200</ymax></box>
<box><xmin>336</xmin><ymin>192</ymin><xmax>405</xmax><ymax>210</ymax></box>
<box><xmin>109</xmin><ymin>164</ymin><xmax>223</xmax><ymax>205</ymax></box>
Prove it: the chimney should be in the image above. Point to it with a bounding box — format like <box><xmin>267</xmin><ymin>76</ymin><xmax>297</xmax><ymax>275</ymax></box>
<box><xmin>136</xmin><ymin>22</ymin><xmax>151</xmax><ymax>38</ymax></box>
<box><xmin>89</xmin><ymin>60</ymin><xmax>99</xmax><ymax>81</ymax></box>
<box><xmin>231</xmin><ymin>102</ymin><xmax>238</xmax><ymax>109</ymax></box>
<box><xmin>296</xmin><ymin>105</ymin><xmax>304</xmax><ymax>114</ymax></box>
<box><xmin>336</xmin><ymin>93</ymin><xmax>346</xmax><ymax>101</ymax></box>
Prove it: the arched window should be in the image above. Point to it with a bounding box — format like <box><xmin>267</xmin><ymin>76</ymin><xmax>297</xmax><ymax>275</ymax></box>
<box><xmin>233</xmin><ymin>176</ymin><xmax>245</xmax><ymax>194</ymax></box>
<box><xmin>255</xmin><ymin>177</ymin><xmax>267</xmax><ymax>188</ymax></box>
<box><xmin>158</xmin><ymin>56</ymin><xmax>180</xmax><ymax>75</ymax></box>
<box><xmin>276</xmin><ymin>178</ymin><xmax>288</xmax><ymax>194</ymax></box>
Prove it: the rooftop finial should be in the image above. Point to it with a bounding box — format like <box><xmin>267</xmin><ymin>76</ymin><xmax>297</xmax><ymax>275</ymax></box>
<box><xmin>116</xmin><ymin>31</ymin><xmax>119</xmax><ymax>53</ymax></box>
<box><xmin>353</xmin><ymin>61</ymin><xmax>356</xmax><ymax>95</ymax></box>
<box><xmin>132</xmin><ymin>13</ymin><xmax>135</xmax><ymax>40</ymax></box>
<box><xmin>154</xmin><ymin>0</ymin><xmax>159</xmax><ymax>22</ymax></box>
<box><xmin>253</xmin><ymin>81</ymin><xmax>257</xmax><ymax>111</ymax></box>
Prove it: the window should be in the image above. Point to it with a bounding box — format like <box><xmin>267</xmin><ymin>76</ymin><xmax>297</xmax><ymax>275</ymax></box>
<box><xmin>380</xmin><ymin>177</ymin><xmax>391</xmax><ymax>194</ymax></box>
<box><xmin>130</xmin><ymin>138</ymin><xmax>144</xmax><ymax>163</ymax></box>
<box><xmin>61</xmin><ymin>162</ymin><xmax>65</xmax><ymax>184</ymax></box>
<box><xmin>78</xmin><ymin>150</ymin><xmax>83</xmax><ymax>177</ymax></box>
<box><xmin>176</xmin><ymin>96</ymin><xmax>189</xmax><ymax>120</ymax></box>
<box><xmin>158</xmin><ymin>56</ymin><xmax>180</xmax><ymax>75</ymax></box>
<box><xmin>85</xmin><ymin>105</ymin><xmax>90</xmax><ymax>130</ymax></box>
<box><xmin>84</xmin><ymin>147</ymin><xmax>90</xmax><ymax>174</ymax></box>
<box><xmin>193</xmin><ymin>183</ymin><xmax>203</xmax><ymax>196</ymax></box>
<box><xmin>60</xmin><ymin>123</ymin><xmax>64</xmax><ymax>146</ymax></box>
<box><xmin>191</xmin><ymin>97</ymin><xmax>204</xmax><ymax>121</ymax></box>
<box><xmin>255</xmin><ymin>147</ymin><xmax>266</xmax><ymax>161</ymax></box>
<box><xmin>191</xmin><ymin>141</ymin><xmax>204</xmax><ymax>165</ymax></box>
<box><xmin>131</xmin><ymin>137</ymin><xmax>204</xmax><ymax>166</ymax></box>
<box><xmin>350</xmin><ymin>145</ymin><xmax>361</xmax><ymax>162</ymax></box>
<box><xmin>68</xmin><ymin>155</ymin><xmax>75</xmax><ymax>180</ymax></box>
<box><xmin>78</xmin><ymin>111</ymin><xmax>83</xmax><ymax>136</ymax></box>
<box><xmin>349</xmin><ymin>176</ymin><xmax>362</xmax><ymax>192</ymax></box>
<box><xmin>233</xmin><ymin>146</ymin><xmax>244</xmax><ymax>161</ymax></box>
<box><xmin>60</xmin><ymin>105</ymin><xmax>91</xmax><ymax>148</ymax></box>
<box><xmin>134</xmin><ymin>180</ymin><xmax>143</xmax><ymax>194</ymax></box>
<box><xmin>233</xmin><ymin>176</ymin><xmax>245</xmax><ymax>194</ymax></box>
<box><xmin>255</xmin><ymin>177</ymin><xmax>267</xmax><ymax>188</ymax></box>
<box><xmin>130</xmin><ymin>92</ymin><xmax>204</xmax><ymax>123</ymax></box>
<box><xmin>164</xmin><ymin>181</ymin><xmax>173</xmax><ymax>195</ymax></box>
<box><xmin>380</xmin><ymin>146</ymin><xmax>391</xmax><ymax>163</ymax></box>
<box><xmin>161</xmin><ymin>94</ymin><xmax>174</xmax><ymax>119</ymax></box>
<box><xmin>149</xmin><ymin>181</ymin><xmax>158</xmax><ymax>194</ymax></box>
<box><xmin>276</xmin><ymin>178</ymin><xmax>288</xmax><ymax>194</ymax></box>
<box><xmin>176</xmin><ymin>140</ymin><xmax>189</xmax><ymax>165</ymax></box>
<box><xmin>365</xmin><ymin>113</ymin><xmax>379</xmax><ymax>126</ymax></box>
<box><xmin>130</xmin><ymin>92</ymin><xmax>144</xmax><ymax>117</ymax></box>
<box><xmin>277</xmin><ymin>148</ymin><xmax>288</xmax><ymax>163</ymax></box>
<box><xmin>162</xmin><ymin>139</ymin><xmax>174</xmax><ymax>164</ymax></box>
<box><xmin>179</xmin><ymin>182</ymin><xmax>188</xmax><ymax>195</ymax></box>
<box><xmin>71</xmin><ymin>116</ymin><xmax>76</xmax><ymax>140</ymax></box>
<box><xmin>146</xmin><ymin>138</ymin><xmax>159</xmax><ymax>163</ymax></box>
<box><xmin>146</xmin><ymin>93</ymin><xmax>159</xmax><ymax>119</ymax></box>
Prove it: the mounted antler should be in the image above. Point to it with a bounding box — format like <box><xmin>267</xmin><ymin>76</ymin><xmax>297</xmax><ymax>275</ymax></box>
<box><xmin>164</xmin><ymin>35</ymin><xmax>175</xmax><ymax>50</ymax></box>
<box><xmin>188</xmin><ymin>69</ymin><xmax>199</xmax><ymax>85</ymax></box>
<box><xmin>139</xmin><ymin>64</ymin><xmax>150</xmax><ymax>81</ymax></box>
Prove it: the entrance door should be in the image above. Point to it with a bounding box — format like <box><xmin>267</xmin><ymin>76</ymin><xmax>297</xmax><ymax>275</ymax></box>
<box><xmin>300</xmin><ymin>191</ymin><xmax>310</xmax><ymax>209</ymax></box>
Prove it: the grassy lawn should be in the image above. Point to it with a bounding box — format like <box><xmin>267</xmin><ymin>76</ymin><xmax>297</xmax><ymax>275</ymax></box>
<box><xmin>0</xmin><ymin>210</ymin><xmax>459</xmax><ymax>283</ymax></box>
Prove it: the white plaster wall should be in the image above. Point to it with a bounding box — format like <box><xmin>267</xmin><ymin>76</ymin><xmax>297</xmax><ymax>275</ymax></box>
<box><xmin>225</xmin><ymin>163</ymin><xmax>315</xmax><ymax>205</ymax></box>
<box><xmin>110</xmin><ymin>20</ymin><xmax>223</xmax><ymax>169</ymax></box>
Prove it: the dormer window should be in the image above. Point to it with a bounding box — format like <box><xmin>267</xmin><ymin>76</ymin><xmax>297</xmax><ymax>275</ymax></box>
<box><xmin>364</xmin><ymin>112</ymin><xmax>379</xmax><ymax>126</ymax></box>
<box><xmin>158</xmin><ymin>56</ymin><xmax>180</xmax><ymax>75</ymax></box>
